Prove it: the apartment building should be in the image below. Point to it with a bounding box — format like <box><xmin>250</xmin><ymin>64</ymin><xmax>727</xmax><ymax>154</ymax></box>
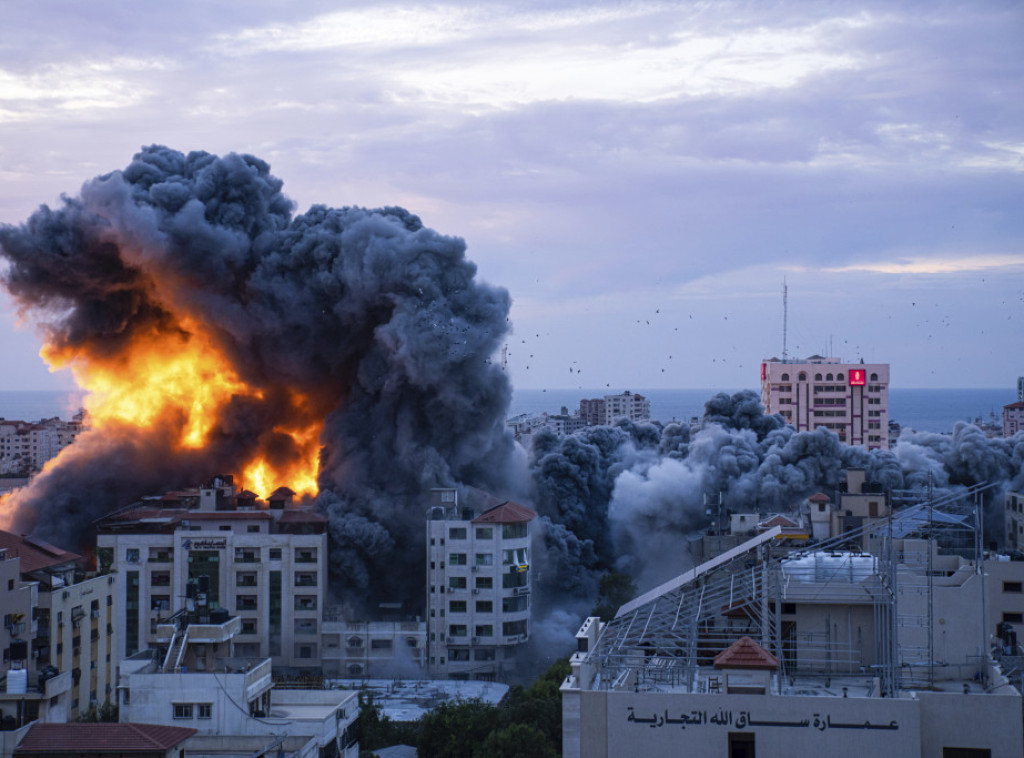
<box><xmin>0</xmin><ymin>531</ymin><xmax>116</xmax><ymax>724</ymax></box>
<box><xmin>425</xmin><ymin>489</ymin><xmax>535</xmax><ymax>680</ymax></box>
<box><xmin>580</xmin><ymin>391</ymin><xmax>651</xmax><ymax>426</ymax></box>
<box><xmin>95</xmin><ymin>476</ymin><xmax>327</xmax><ymax>672</ymax></box>
<box><xmin>761</xmin><ymin>356</ymin><xmax>890</xmax><ymax>449</ymax></box>
<box><xmin>1004</xmin><ymin>402</ymin><xmax>1024</xmax><ymax>438</ymax></box>
<box><xmin>0</xmin><ymin>415</ymin><xmax>84</xmax><ymax>475</ymax></box>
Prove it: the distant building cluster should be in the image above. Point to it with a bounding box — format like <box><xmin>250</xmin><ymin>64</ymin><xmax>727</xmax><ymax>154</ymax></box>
<box><xmin>507</xmin><ymin>390</ymin><xmax>651</xmax><ymax>442</ymax></box>
<box><xmin>0</xmin><ymin>414</ymin><xmax>84</xmax><ymax>476</ymax></box>
<box><xmin>760</xmin><ymin>356</ymin><xmax>890</xmax><ymax>450</ymax></box>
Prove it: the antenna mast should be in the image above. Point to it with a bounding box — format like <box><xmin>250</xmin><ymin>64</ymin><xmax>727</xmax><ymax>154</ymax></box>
<box><xmin>782</xmin><ymin>279</ymin><xmax>788</xmax><ymax>362</ymax></box>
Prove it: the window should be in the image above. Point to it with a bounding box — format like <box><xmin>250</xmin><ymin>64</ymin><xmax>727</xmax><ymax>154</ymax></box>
<box><xmin>449</xmin><ymin>576</ymin><xmax>467</xmax><ymax>590</ymax></box>
<box><xmin>502</xmin><ymin>572</ymin><xmax>527</xmax><ymax>589</ymax></box>
<box><xmin>219</xmin><ymin>525</ymin><xmax>232</xmax><ymax>532</ymax></box>
<box><xmin>475</xmin><ymin>624</ymin><xmax>493</xmax><ymax>637</ymax></box>
<box><xmin>269</xmin><ymin>548</ymin><xmax>282</xmax><ymax>560</ymax></box>
<box><xmin>197</xmin><ymin>703</ymin><xmax>212</xmax><ymax>719</ymax></box>
<box><xmin>449</xmin><ymin>600</ymin><xmax>467</xmax><ymax>613</ymax></box>
<box><xmin>236</xmin><ymin>595</ymin><xmax>258</xmax><ymax>611</ymax></box>
<box><xmin>295</xmin><ymin>548</ymin><xmax>317</xmax><ymax>563</ymax></box>
<box><xmin>449</xmin><ymin>553</ymin><xmax>468</xmax><ymax>566</ymax></box>
<box><xmin>448</xmin><ymin>648</ymin><xmax>471</xmax><ymax>661</ymax></box>
<box><xmin>502</xmin><ymin>524</ymin><xmax>527</xmax><ymax>539</ymax></box>
<box><xmin>370</xmin><ymin>639</ymin><xmax>393</xmax><ymax>650</ymax></box>
<box><xmin>1003</xmin><ymin>612</ymin><xmax>1023</xmax><ymax>624</ymax></box>
<box><xmin>448</xmin><ymin>624</ymin><xmax>468</xmax><ymax>637</ymax></box>
<box><xmin>294</xmin><ymin>619</ymin><xmax>317</xmax><ymax>635</ymax></box>
<box><xmin>475</xmin><ymin>600</ymin><xmax>493</xmax><ymax>613</ymax></box>
<box><xmin>147</xmin><ymin>548</ymin><xmax>172</xmax><ymax>563</ymax></box>
<box><xmin>295</xmin><ymin>573</ymin><xmax>317</xmax><ymax>587</ymax></box>
<box><xmin>241</xmin><ymin>618</ymin><xmax>258</xmax><ymax>635</ymax></box>
<box><xmin>475</xmin><ymin>527</ymin><xmax>493</xmax><ymax>539</ymax></box>
<box><xmin>502</xmin><ymin>547</ymin><xmax>528</xmax><ymax>566</ymax></box>
<box><xmin>474</xmin><ymin>648</ymin><xmax>496</xmax><ymax>661</ymax></box>
<box><xmin>247</xmin><ymin>525</ymin><xmax>260</xmax><ymax>533</ymax></box>
<box><xmin>1003</xmin><ymin>582</ymin><xmax>1022</xmax><ymax>594</ymax></box>
<box><xmin>236</xmin><ymin>572</ymin><xmax>257</xmax><ymax>587</ymax></box>
<box><xmin>295</xmin><ymin>595</ymin><xmax>317</xmax><ymax>611</ymax></box>
<box><xmin>503</xmin><ymin>595</ymin><xmax>528</xmax><ymax>612</ymax></box>
<box><xmin>449</xmin><ymin>527</ymin><xmax>467</xmax><ymax>540</ymax></box>
<box><xmin>151</xmin><ymin>571</ymin><xmax>171</xmax><ymax>586</ymax></box>
<box><xmin>125</xmin><ymin>549</ymin><xmax>140</xmax><ymax>564</ymax></box>
<box><xmin>475</xmin><ymin>576</ymin><xmax>493</xmax><ymax>589</ymax></box>
<box><xmin>234</xmin><ymin>548</ymin><xmax>259</xmax><ymax>563</ymax></box>
<box><xmin>502</xmin><ymin>619</ymin><xmax>527</xmax><ymax>637</ymax></box>
<box><xmin>295</xmin><ymin>644</ymin><xmax>316</xmax><ymax>659</ymax></box>
<box><xmin>173</xmin><ymin>703</ymin><xmax>193</xmax><ymax>719</ymax></box>
<box><xmin>475</xmin><ymin>553</ymin><xmax>493</xmax><ymax>566</ymax></box>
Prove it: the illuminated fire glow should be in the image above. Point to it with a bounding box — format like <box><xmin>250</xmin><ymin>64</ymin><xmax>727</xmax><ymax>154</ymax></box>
<box><xmin>39</xmin><ymin>316</ymin><xmax>321</xmax><ymax>500</ymax></box>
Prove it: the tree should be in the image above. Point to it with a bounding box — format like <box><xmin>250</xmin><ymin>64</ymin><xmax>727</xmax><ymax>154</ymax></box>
<box><xmin>475</xmin><ymin>723</ymin><xmax>557</xmax><ymax>758</ymax></box>
<box><xmin>417</xmin><ymin>699</ymin><xmax>499</xmax><ymax>758</ymax></box>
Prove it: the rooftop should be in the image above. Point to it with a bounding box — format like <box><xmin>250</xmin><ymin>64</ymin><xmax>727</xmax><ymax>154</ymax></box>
<box><xmin>15</xmin><ymin>723</ymin><xmax>196</xmax><ymax>753</ymax></box>
<box><xmin>472</xmin><ymin>501</ymin><xmax>536</xmax><ymax>525</ymax></box>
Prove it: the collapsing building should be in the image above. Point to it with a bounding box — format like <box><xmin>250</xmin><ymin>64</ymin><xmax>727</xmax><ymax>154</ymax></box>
<box><xmin>562</xmin><ymin>483</ymin><xmax>1024</xmax><ymax>757</ymax></box>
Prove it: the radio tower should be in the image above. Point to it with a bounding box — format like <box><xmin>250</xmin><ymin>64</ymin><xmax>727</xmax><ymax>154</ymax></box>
<box><xmin>782</xmin><ymin>279</ymin><xmax>788</xmax><ymax>363</ymax></box>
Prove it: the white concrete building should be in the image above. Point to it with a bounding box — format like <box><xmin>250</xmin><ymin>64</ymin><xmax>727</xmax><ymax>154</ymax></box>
<box><xmin>96</xmin><ymin>476</ymin><xmax>327</xmax><ymax>672</ymax></box>
<box><xmin>320</xmin><ymin>616</ymin><xmax>426</xmax><ymax>678</ymax></box>
<box><xmin>1006</xmin><ymin>490</ymin><xmax>1024</xmax><ymax>552</ymax></box>
<box><xmin>581</xmin><ymin>391</ymin><xmax>651</xmax><ymax>426</ymax></box>
<box><xmin>0</xmin><ymin>416</ymin><xmax>83</xmax><ymax>475</ymax></box>
<box><xmin>1004</xmin><ymin>401</ymin><xmax>1024</xmax><ymax>438</ymax></box>
<box><xmin>425</xmin><ymin>489</ymin><xmax>535</xmax><ymax>680</ymax></box>
<box><xmin>760</xmin><ymin>356</ymin><xmax>889</xmax><ymax>449</ymax></box>
<box><xmin>562</xmin><ymin>511</ymin><xmax>1024</xmax><ymax>758</ymax></box>
<box><xmin>119</xmin><ymin>614</ymin><xmax>358</xmax><ymax>757</ymax></box>
<box><xmin>0</xmin><ymin>531</ymin><xmax>116</xmax><ymax>724</ymax></box>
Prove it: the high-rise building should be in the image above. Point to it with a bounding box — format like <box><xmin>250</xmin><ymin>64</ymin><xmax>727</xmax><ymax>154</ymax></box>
<box><xmin>580</xmin><ymin>391</ymin><xmax>650</xmax><ymax>426</ymax></box>
<box><xmin>1004</xmin><ymin>402</ymin><xmax>1024</xmax><ymax>438</ymax></box>
<box><xmin>425</xmin><ymin>489</ymin><xmax>535</xmax><ymax>680</ymax></box>
<box><xmin>761</xmin><ymin>356</ymin><xmax>890</xmax><ymax>449</ymax></box>
<box><xmin>96</xmin><ymin>476</ymin><xmax>327</xmax><ymax>672</ymax></box>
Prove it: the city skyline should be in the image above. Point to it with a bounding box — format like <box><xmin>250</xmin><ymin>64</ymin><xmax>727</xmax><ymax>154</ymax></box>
<box><xmin>1</xmin><ymin>1</ymin><xmax>1022</xmax><ymax>391</ymax></box>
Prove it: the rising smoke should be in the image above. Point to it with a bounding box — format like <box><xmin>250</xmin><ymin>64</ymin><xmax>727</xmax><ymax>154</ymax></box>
<box><xmin>2</xmin><ymin>147</ymin><xmax>1023</xmax><ymax>632</ymax></box>
<box><xmin>0</xmin><ymin>146</ymin><xmax>516</xmax><ymax>608</ymax></box>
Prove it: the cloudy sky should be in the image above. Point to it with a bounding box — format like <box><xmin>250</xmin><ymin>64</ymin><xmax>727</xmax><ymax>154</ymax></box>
<box><xmin>1</xmin><ymin>1</ymin><xmax>1021</xmax><ymax>392</ymax></box>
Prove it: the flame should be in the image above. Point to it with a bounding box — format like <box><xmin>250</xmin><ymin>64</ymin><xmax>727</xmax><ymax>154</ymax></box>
<box><xmin>40</xmin><ymin>316</ymin><xmax>322</xmax><ymax>498</ymax></box>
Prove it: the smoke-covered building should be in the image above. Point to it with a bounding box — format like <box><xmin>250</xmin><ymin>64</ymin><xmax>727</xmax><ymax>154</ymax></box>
<box><xmin>760</xmin><ymin>356</ymin><xmax>890</xmax><ymax>449</ymax></box>
<box><xmin>425</xmin><ymin>489</ymin><xmax>535</xmax><ymax>680</ymax></box>
<box><xmin>0</xmin><ymin>530</ymin><xmax>116</xmax><ymax>726</ymax></box>
<box><xmin>95</xmin><ymin>476</ymin><xmax>326</xmax><ymax>673</ymax></box>
<box><xmin>1004</xmin><ymin>402</ymin><xmax>1024</xmax><ymax>438</ymax></box>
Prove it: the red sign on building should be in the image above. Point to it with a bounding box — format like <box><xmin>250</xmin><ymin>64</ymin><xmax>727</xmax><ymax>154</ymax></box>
<box><xmin>849</xmin><ymin>369</ymin><xmax>866</xmax><ymax>386</ymax></box>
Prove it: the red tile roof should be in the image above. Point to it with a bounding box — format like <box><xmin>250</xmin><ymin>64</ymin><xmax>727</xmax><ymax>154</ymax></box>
<box><xmin>808</xmin><ymin>493</ymin><xmax>830</xmax><ymax>503</ymax></box>
<box><xmin>0</xmin><ymin>530</ymin><xmax>80</xmax><ymax>574</ymax></box>
<box><xmin>472</xmin><ymin>501</ymin><xmax>536</xmax><ymax>525</ymax></box>
<box><xmin>185</xmin><ymin>511</ymin><xmax>273</xmax><ymax>520</ymax></box>
<box><xmin>760</xmin><ymin>514</ymin><xmax>799</xmax><ymax>529</ymax></box>
<box><xmin>15</xmin><ymin>723</ymin><xmax>196</xmax><ymax>753</ymax></box>
<box><xmin>713</xmin><ymin>636</ymin><xmax>779</xmax><ymax>670</ymax></box>
<box><xmin>268</xmin><ymin>487</ymin><xmax>296</xmax><ymax>499</ymax></box>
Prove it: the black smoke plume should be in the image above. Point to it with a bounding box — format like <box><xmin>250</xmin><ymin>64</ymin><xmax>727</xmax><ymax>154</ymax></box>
<box><xmin>0</xmin><ymin>146</ymin><xmax>516</xmax><ymax>608</ymax></box>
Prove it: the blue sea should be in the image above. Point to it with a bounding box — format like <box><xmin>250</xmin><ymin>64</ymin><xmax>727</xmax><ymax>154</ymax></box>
<box><xmin>0</xmin><ymin>387</ymin><xmax>1013</xmax><ymax>435</ymax></box>
<box><xmin>509</xmin><ymin>387</ymin><xmax>1013</xmax><ymax>434</ymax></box>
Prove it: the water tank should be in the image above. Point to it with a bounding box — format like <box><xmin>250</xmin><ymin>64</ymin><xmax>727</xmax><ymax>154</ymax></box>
<box><xmin>6</xmin><ymin>668</ymin><xmax>27</xmax><ymax>694</ymax></box>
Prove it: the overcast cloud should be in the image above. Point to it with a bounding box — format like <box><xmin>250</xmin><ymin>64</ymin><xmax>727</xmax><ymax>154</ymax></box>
<box><xmin>1</xmin><ymin>0</ymin><xmax>1021</xmax><ymax>391</ymax></box>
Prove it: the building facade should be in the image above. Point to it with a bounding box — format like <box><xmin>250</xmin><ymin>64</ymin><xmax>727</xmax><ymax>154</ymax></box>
<box><xmin>580</xmin><ymin>391</ymin><xmax>651</xmax><ymax>426</ymax></box>
<box><xmin>425</xmin><ymin>489</ymin><xmax>535</xmax><ymax>680</ymax></box>
<box><xmin>0</xmin><ymin>531</ymin><xmax>116</xmax><ymax>724</ymax></box>
<box><xmin>0</xmin><ymin>416</ymin><xmax>83</xmax><ymax>476</ymax></box>
<box><xmin>761</xmin><ymin>356</ymin><xmax>890</xmax><ymax>449</ymax></box>
<box><xmin>1004</xmin><ymin>402</ymin><xmax>1024</xmax><ymax>438</ymax></box>
<box><xmin>96</xmin><ymin>477</ymin><xmax>327</xmax><ymax>672</ymax></box>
